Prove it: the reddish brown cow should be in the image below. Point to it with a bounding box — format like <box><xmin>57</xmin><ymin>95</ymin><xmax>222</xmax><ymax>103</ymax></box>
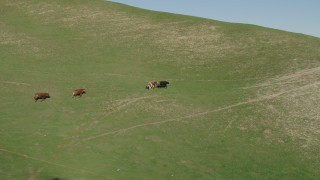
<box><xmin>73</xmin><ymin>89</ymin><xmax>86</xmax><ymax>97</ymax></box>
<box><xmin>34</xmin><ymin>92</ymin><xmax>50</xmax><ymax>102</ymax></box>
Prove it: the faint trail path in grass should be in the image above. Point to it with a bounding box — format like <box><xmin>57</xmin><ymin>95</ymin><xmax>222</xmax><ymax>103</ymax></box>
<box><xmin>82</xmin><ymin>93</ymin><xmax>282</xmax><ymax>142</ymax></box>
<box><xmin>3</xmin><ymin>68</ymin><xmax>268</xmax><ymax>85</ymax></box>
<box><xmin>0</xmin><ymin>148</ymin><xmax>108</xmax><ymax>178</ymax></box>
<box><xmin>102</xmin><ymin>95</ymin><xmax>158</xmax><ymax>116</ymax></box>
<box><xmin>0</xmin><ymin>81</ymin><xmax>31</xmax><ymax>86</ymax></box>
<box><xmin>167</xmin><ymin>77</ymin><xmax>267</xmax><ymax>82</ymax></box>
<box><xmin>243</xmin><ymin>66</ymin><xmax>320</xmax><ymax>89</ymax></box>
<box><xmin>81</xmin><ymin>80</ymin><xmax>320</xmax><ymax>142</ymax></box>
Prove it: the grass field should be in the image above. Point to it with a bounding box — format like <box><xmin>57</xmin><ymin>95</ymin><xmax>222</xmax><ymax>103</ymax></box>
<box><xmin>1</xmin><ymin>0</ymin><xmax>320</xmax><ymax>179</ymax></box>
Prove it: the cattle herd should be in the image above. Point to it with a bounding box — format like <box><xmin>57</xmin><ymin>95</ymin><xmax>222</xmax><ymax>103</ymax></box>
<box><xmin>34</xmin><ymin>81</ymin><xmax>169</xmax><ymax>102</ymax></box>
<box><xmin>34</xmin><ymin>88</ymin><xmax>86</xmax><ymax>102</ymax></box>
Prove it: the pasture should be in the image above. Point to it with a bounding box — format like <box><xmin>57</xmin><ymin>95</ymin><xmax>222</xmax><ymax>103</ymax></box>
<box><xmin>1</xmin><ymin>0</ymin><xmax>320</xmax><ymax>179</ymax></box>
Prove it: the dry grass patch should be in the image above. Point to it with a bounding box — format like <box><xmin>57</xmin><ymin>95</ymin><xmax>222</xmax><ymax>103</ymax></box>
<box><xmin>4</xmin><ymin>0</ymin><xmax>227</xmax><ymax>64</ymax></box>
<box><xmin>0</xmin><ymin>23</ymin><xmax>44</xmax><ymax>56</ymax></box>
<box><xmin>251</xmin><ymin>66</ymin><xmax>320</xmax><ymax>154</ymax></box>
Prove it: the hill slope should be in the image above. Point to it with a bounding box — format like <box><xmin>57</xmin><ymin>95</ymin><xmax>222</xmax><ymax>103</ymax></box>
<box><xmin>1</xmin><ymin>0</ymin><xmax>320</xmax><ymax>179</ymax></box>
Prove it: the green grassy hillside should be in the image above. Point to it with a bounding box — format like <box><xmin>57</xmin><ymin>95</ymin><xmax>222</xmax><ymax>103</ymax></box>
<box><xmin>1</xmin><ymin>0</ymin><xmax>320</xmax><ymax>179</ymax></box>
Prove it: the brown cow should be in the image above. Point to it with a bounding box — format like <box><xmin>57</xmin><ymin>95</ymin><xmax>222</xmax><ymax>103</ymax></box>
<box><xmin>34</xmin><ymin>92</ymin><xmax>50</xmax><ymax>102</ymax></box>
<box><xmin>73</xmin><ymin>89</ymin><xmax>86</xmax><ymax>97</ymax></box>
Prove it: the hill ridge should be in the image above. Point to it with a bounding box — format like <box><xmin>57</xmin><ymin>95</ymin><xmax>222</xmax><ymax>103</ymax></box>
<box><xmin>1</xmin><ymin>0</ymin><xmax>320</xmax><ymax>179</ymax></box>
